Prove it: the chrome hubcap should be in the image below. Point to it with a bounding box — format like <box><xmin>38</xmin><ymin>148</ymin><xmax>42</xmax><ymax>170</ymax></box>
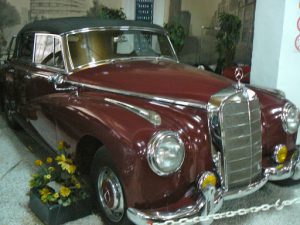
<box><xmin>97</xmin><ymin>167</ymin><xmax>124</xmax><ymax>222</ymax></box>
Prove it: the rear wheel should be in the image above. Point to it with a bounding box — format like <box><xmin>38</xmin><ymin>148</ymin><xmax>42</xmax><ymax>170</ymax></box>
<box><xmin>92</xmin><ymin>146</ymin><xmax>131</xmax><ymax>225</ymax></box>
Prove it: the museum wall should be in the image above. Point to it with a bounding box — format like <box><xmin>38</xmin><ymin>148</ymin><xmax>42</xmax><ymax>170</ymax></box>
<box><xmin>181</xmin><ymin>0</ymin><xmax>222</xmax><ymax>37</ymax></box>
<box><xmin>0</xmin><ymin>0</ymin><xmax>123</xmax><ymax>59</ymax></box>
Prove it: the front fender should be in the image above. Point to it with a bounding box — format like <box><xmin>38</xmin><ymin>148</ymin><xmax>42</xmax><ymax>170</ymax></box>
<box><xmin>51</xmin><ymin>92</ymin><xmax>213</xmax><ymax>209</ymax></box>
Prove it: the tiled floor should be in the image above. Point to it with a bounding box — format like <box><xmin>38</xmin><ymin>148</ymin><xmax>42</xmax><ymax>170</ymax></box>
<box><xmin>0</xmin><ymin>114</ymin><xmax>300</xmax><ymax>225</ymax></box>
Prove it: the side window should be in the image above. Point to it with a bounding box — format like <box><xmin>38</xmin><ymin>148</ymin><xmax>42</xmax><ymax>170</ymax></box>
<box><xmin>19</xmin><ymin>33</ymin><xmax>34</xmax><ymax>62</ymax></box>
<box><xmin>115</xmin><ymin>34</ymin><xmax>135</xmax><ymax>55</ymax></box>
<box><xmin>34</xmin><ymin>34</ymin><xmax>64</xmax><ymax>69</ymax></box>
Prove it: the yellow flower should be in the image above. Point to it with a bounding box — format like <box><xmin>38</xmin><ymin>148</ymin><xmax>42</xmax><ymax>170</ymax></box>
<box><xmin>39</xmin><ymin>187</ymin><xmax>51</xmax><ymax>197</ymax></box>
<box><xmin>53</xmin><ymin>192</ymin><xmax>59</xmax><ymax>199</ymax></box>
<box><xmin>56</xmin><ymin>154</ymin><xmax>76</xmax><ymax>174</ymax></box>
<box><xmin>55</xmin><ymin>154</ymin><xmax>66</xmax><ymax>162</ymax></box>
<box><xmin>46</xmin><ymin>157</ymin><xmax>53</xmax><ymax>164</ymax></box>
<box><xmin>34</xmin><ymin>159</ymin><xmax>43</xmax><ymax>166</ymax></box>
<box><xmin>44</xmin><ymin>174</ymin><xmax>51</xmax><ymax>180</ymax></box>
<box><xmin>60</xmin><ymin>186</ymin><xmax>71</xmax><ymax>197</ymax></box>
<box><xmin>57</xmin><ymin>141</ymin><xmax>65</xmax><ymax>151</ymax></box>
<box><xmin>75</xmin><ymin>183</ymin><xmax>81</xmax><ymax>189</ymax></box>
<box><xmin>41</xmin><ymin>195</ymin><xmax>48</xmax><ymax>203</ymax></box>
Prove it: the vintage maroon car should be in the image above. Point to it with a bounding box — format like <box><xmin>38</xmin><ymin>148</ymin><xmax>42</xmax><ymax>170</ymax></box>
<box><xmin>2</xmin><ymin>17</ymin><xmax>300</xmax><ymax>225</ymax></box>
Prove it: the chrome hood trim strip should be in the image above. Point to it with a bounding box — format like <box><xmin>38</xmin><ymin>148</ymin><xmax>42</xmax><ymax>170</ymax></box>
<box><xmin>105</xmin><ymin>98</ymin><xmax>161</xmax><ymax>126</ymax></box>
<box><xmin>66</xmin><ymin>80</ymin><xmax>208</xmax><ymax>110</ymax></box>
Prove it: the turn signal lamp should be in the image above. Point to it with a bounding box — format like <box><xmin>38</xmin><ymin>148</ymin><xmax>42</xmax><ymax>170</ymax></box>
<box><xmin>273</xmin><ymin>145</ymin><xmax>288</xmax><ymax>164</ymax></box>
<box><xmin>198</xmin><ymin>172</ymin><xmax>217</xmax><ymax>191</ymax></box>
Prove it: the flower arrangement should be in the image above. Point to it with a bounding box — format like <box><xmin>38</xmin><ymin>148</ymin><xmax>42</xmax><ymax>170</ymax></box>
<box><xmin>29</xmin><ymin>141</ymin><xmax>89</xmax><ymax>207</ymax></box>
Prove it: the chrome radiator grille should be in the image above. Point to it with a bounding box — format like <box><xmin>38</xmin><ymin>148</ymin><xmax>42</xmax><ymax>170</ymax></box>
<box><xmin>208</xmin><ymin>87</ymin><xmax>263</xmax><ymax>191</ymax></box>
<box><xmin>221</xmin><ymin>97</ymin><xmax>262</xmax><ymax>189</ymax></box>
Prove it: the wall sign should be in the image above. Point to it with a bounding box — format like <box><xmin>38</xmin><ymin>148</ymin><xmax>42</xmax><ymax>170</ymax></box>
<box><xmin>295</xmin><ymin>34</ymin><xmax>300</xmax><ymax>52</ymax></box>
<box><xmin>135</xmin><ymin>0</ymin><xmax>154</xmax><ymax>23</ymax></box>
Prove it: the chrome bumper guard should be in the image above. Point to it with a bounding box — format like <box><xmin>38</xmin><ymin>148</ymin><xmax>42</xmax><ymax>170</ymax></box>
<box><xmin>224</xmin><ymin>175</ymin><xmax>269</xmax><ymax>200</ymax></box>
<box><xmin>265</xmin><ymin>146</ymin><xmax>300</xmax><ymax>181</ymax></box>
<box><xmin>127</xmin><ymin>186</ymin><xmax>223</xmax><ymax>225</ymax></box>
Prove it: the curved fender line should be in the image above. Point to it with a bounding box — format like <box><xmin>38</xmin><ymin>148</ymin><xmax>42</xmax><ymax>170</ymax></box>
<box><xmin>105</xmin><ymin>98</ymin><xmax>161</xmax><ymax>126</ymax></box>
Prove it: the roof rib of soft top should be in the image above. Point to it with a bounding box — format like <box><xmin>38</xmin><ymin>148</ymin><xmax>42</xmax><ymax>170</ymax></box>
<box><xmin>19</xmin><ymin>17</ymin><xmax>164</xmax><ymax>35</ymax></box>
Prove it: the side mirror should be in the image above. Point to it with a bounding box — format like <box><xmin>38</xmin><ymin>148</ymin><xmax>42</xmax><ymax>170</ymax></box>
<box><xmin>48</xmin><ymin>74</ymin><xmax>77</xmax><ymax>92</ymax></box>
<box><xmin>48</xmin><ymin>74</ymin><xmax>64</xmax><ymax>84</ymax></box>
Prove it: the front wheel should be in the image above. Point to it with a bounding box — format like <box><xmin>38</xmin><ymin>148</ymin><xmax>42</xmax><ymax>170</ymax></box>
<box><xmin>91</xmin><ymin>147</ymin><xmax>131</xmax><ymax>225</ymax></box>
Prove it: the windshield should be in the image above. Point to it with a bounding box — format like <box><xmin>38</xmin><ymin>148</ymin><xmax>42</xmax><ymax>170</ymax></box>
<box><xmin>67</xmin><ymin>29</ymin><xmax>176</xmax><ymax>69</ymax></box>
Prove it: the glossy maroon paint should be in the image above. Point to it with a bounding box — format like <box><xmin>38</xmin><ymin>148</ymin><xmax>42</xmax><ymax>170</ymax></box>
<box><xmin>5</xmin><ymin>46</ymin><xmax>297</xmax><ymax>211</ymax></box>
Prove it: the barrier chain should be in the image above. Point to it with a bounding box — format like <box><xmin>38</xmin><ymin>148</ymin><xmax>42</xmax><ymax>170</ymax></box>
<box><xmin>152</xmin><ymin>197</ymin><xmax>300</xmax><ymax>225</ymax></box>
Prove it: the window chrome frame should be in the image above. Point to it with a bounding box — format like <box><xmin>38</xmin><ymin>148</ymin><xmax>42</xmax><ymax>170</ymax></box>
<box><xmin>33</xmin><ymin>33</ymin><xmax>67</xmax><ymax>72</ymax></box>
<box><xmin>63</xmin><ymin>26</ymin><xmax>178</xmax><ymax>73</ymax></box>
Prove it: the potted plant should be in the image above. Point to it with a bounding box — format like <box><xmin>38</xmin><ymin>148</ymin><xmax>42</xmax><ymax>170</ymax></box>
<box><xmin>164</xmin><ymin>22</ymin><xmax>186</xmax><ymax>54</ymax></box>
<box><xmin>29</xmin><ymin>141</ymin><xmax>91</xmax><ymax>225</ymax></box>
<box><xmin>215</xmin><ymin>13</ymin><xmax>241</xmax><ymax>74</ymax></box>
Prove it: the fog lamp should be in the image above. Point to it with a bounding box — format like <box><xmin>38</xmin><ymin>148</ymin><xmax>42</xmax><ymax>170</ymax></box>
<box><xmin>198</xmin><ymin>172</ymin><xmax>217</xmax><ymax>191</ymax></box>
<box><xmin>273</xmin><ymin>144</ymin><xmax>288</xmax><ymax>164</ymax></box>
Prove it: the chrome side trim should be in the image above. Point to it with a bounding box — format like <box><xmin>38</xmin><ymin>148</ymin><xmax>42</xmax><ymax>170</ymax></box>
<box><xmin>65</xmin><ymin>80</ymin><xmax>207</xmax><ymax>110</ymax></box>
<box><xmin>105</xmin><ymin>98</ymin><xmax>161</xmax><ymax>126</ymax></box>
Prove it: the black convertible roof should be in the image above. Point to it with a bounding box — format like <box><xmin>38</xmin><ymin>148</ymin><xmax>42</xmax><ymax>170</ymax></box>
<box><xmin>19</xmin><ymin>17</ymin><xmax>164</xmax><ymax>35</ymax></box>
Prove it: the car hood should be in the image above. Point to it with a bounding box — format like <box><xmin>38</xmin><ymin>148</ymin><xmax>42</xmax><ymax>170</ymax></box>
<box><xmin>69</xmin><ymin>59</ymin><xmax>233</xmax><ymax>103</ymax></box>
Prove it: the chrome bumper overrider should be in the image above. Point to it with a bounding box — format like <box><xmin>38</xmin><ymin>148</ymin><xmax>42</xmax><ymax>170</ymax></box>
<box><xmin>265</xmin><ymin>146</ymin><xmax>300</xmax><ymax>181</ymax></box>
<box><xmin>127</xmin><ymin>186</ymin><xmax>223</xmax><ymax>225</ymax></box>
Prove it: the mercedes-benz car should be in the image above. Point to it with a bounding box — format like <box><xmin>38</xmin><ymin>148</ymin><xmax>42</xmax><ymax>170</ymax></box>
<box><xmin>2</xmin><ymin>17</ymin><xmax>300</xmax><ymax>225</ymax></box>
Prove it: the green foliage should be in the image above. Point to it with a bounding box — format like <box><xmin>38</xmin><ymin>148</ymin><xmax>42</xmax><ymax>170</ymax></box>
<box><xmin>215</xmin><ymin>13</ymin><xmax>241</xmax><ymax>74</ymax></box>
<box><xmin>99</xmin><ymin>5</ymin><xmax>126</xmax><ymax>20</ymax></box>
<box><xmin>164</xmin><ymin>22</ymin><xmax>186</xmax><ymax>54</ymax></box>
<box><xmin>87</xmin><ymin>0</ymin><xmax>126</xmax><ymax>20</ymax></box>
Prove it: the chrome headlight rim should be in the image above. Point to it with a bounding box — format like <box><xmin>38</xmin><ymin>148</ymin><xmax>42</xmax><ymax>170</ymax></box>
<box><xmin>147</xmin><ymin>131</ymin><xmax>185</xmax><ymax>176</ymax></box>
<box><xmin>282</xmin><ymin>102</ymin><xmax>300</xmax><ymax>134</ymax></box>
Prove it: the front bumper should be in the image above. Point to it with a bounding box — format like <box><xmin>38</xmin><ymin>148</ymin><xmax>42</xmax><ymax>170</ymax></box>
<box><xmin>127</xmin><ymin>186</ymin><xmax>223</xmax><ymax>225</ymax></box>
<box><xmin>127</xmin><ymin>146</ymin><xmax>300</xmax><ymax>225</ymax></box>
<box><xmin>265</xmin><ymin>145</ymin><xmax>300</xmax><ymax>181</ymax></box>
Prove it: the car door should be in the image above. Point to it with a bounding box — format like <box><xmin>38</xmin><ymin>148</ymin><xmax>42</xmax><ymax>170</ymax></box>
<box><xmin>27</xmin><ymin>33</ymin><xmax>67</xmax><ymax>150</ymax></box>
<box><xmin>12</xmin><ymin>32</ymin><xmax>66</xmax><ymax>150</ymax></box>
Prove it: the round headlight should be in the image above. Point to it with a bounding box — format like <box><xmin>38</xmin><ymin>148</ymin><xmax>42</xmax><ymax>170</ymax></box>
<box><xmin>282</xmin><ymin>102</ymin><xmax>300</xmax><ymax>134</ymax></box>
<box><xmin>147</xmin><ymin>131</ymin><xmax>185</xmax><ymax>176</ymax></box>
